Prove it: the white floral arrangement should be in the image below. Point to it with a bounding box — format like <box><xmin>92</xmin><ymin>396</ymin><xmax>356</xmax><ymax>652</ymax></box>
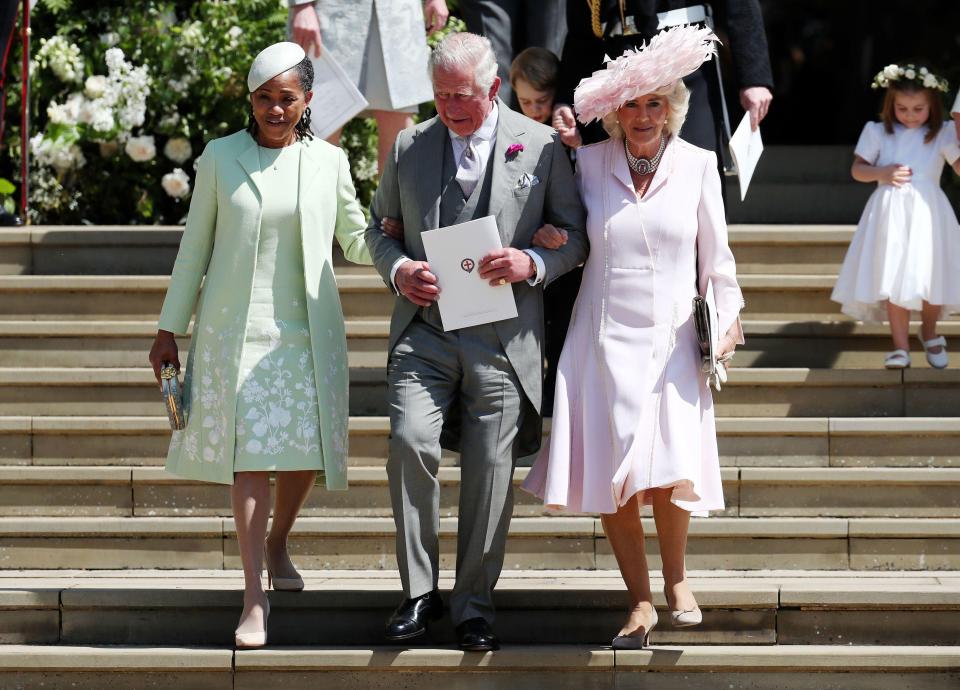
<box><xmin>871</xmin><ymin>63</ymin><xmax>949</xmax><ymax>93</ymax></box>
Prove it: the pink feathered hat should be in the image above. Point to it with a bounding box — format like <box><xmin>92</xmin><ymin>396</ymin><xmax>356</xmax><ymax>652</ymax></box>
<box><xmin>573</xmin><ymin>25</ymin><xmax>719</xmax><ymax>125</ymax></box>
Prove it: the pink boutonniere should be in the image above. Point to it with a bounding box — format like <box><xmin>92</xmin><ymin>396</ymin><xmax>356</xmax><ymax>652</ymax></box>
<box><xmin>505</xmin><ymin>143</ymin><xmax>524</xmax><ymax>161</ymax></box>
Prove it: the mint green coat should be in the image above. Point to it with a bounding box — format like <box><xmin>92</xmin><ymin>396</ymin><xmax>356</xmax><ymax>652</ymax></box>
<box><xmin>158</xmin><ymin>130</ymin><xmax>372</xmax><ymax>488</ymax></box>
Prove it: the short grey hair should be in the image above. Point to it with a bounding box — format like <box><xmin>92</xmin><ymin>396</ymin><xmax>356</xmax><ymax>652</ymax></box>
<box><xmin>428</xmin><ymin>32</ymin><xmax>499</xmax><ymax>94</ymax></box>
<box><xmin>601</xmin><ymin>79</ymin><xmax>691</xmax><ymax>139</ymax></box>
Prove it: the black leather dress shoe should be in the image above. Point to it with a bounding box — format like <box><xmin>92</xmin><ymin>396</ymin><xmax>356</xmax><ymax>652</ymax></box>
<box><xmin>384</xmin><ymin>590</ymin><xmax>443</xmax><ymax>641</ymax></box>
<box><xmin>456</xmin><ymin>617</ymin><xmax>500</xmax><ymax>651</ymax></box>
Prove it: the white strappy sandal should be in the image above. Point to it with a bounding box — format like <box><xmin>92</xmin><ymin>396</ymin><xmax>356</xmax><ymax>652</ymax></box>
<box><xmin>919</xmin><ymin>334</ymin><xmax>949</xmax><ymax>369</ymax></box>
<box><xmin>884</xmin><ymin>349</ymin><xmax>911</xmax><ymax>369</ymax></box>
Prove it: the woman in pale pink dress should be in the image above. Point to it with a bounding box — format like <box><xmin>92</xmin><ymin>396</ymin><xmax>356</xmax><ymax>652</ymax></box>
<box><xmin>522</xmin><ymin>26</ymin><xmax>744</xmax><ymax>649</ymax></box>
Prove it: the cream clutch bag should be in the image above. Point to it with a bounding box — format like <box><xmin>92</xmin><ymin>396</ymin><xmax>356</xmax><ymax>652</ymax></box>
<box><xmin>160</xmin><ymin>364</ymin><xmax>185</xmax><ymax>430</ymax></box>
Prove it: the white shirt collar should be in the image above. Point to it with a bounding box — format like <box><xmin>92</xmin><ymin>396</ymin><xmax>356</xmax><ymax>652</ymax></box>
<box><xmin>449</xmin><ymin>101</ymin><xmax>499</xmax><ymax>143</ymax></box>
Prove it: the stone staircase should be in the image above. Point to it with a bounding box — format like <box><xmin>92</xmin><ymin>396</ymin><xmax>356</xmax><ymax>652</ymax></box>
<box><xmin>0</xmin><ymin>225</ymin><xmax>958</xmax><ymax>688</ymax></box>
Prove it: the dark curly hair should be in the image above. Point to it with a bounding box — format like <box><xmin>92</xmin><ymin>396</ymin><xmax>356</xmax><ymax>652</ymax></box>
<box><xmin>247</xmin><ymin>56</ymin><xmax>315</xmax><ymax>141</ymax></box>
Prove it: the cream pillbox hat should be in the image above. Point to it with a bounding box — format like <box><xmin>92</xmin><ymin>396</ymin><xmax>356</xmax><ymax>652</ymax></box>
<box><xmin>247</xmin><ymin>41</ymin><xmax>306</xmax><ymax>92</ymax></box>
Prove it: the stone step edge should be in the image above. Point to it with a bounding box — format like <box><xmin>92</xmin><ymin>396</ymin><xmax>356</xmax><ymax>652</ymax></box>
<box><xmin>1</xmin><ymin>223</ymin><xmax>857</xmax><ymax>241</ymax></box>
<box><xmin>1</xmin><ymin>645</ymin><xmax>957</xmax><ymax>671</ymax></box>
<box><xmin>0</xmin><ymin>516</ymin><xmax>956</xmax><ymax>538</ymax></box>
<box><xmin>1</xmin><ymin>465</ymin><xmax>958</xmax><ymax>486</ymax></box>
<box><xmin>3</xmin><ymin>415</ymin><xmax>958</xmax><ymax>436</ymax></box>
<box><xmin>0</xmin><ymin>274</ymin><xmax>858</xmax><ymax>290</ymax></box>
<box><xmin>5</xmin><ymin>580</ymin><xmax>960</xmax><ymax>611</ymax></box>
<box><xmin>3</xmin><ymin>367</ymin><xmax>956</xmax><ymax>386</ymax></box>
<box><xmin>2</xmin><ymin>319</ymin><xmax>958</xmax><ymax>339</ymax></box>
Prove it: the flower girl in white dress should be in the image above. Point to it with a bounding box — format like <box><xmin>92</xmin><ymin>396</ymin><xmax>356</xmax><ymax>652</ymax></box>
<box><xmin>832</xmin><ymin>64</ymin><xmax>960</xmax><ymax>369</ymax></box>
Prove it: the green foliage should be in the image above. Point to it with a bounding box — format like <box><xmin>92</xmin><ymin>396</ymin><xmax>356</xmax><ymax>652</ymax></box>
<box><xmin>3</xmin><ymin>2</ymin><xmax>465</xmax><ymax>224</ymax></box>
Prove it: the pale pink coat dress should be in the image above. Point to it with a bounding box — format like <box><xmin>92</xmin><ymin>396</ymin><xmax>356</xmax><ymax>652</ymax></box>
<box><xmin>522</xmin><ymin>136</ymin><xmax>744</xmax><ymax>517</ymax></box>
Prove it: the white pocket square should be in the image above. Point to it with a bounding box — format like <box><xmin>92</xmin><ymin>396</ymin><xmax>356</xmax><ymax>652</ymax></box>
<box><xmin>516</xmin><ymin>173</ymin><xmax>540</xmax><ymax>190</ymax></box>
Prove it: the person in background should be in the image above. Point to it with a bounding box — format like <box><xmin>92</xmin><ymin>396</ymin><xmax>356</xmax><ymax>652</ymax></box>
<box><xmin>288</xmin><ymin>0</ymin><xmax>449</xmax><ymax>173</ymax></box>
<box><xmin>510</xmin><ymin>47</ymin><xmax>576</xmax><ymax>146</ymax></box>
<box><xmin>553</xmin><ymin>1</ymin><xmax>773</xmax><ymax>153</ymax></box>
<box><xmin>832</xmin><ymin>64</ymin><xmax>960</xmax><ymax>369</ymax></box>
<box><xmin>509</xmin><ymin>46</ymin><xmax>581</xmax><ymax>415</ymax></box>
<box><xmin>459</xmin><ymin>0</ymin><xmax>567</xmax><ymax>107</ymax></box>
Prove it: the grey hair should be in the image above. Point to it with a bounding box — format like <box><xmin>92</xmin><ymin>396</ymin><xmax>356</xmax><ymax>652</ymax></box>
<box><xmin>428</xmin><ymin>32</ymin><xmax>499</xmax><ymax>94</ymax></box>
<box><xmin>601</xmin><ymin>80</ymin><xmax>691</xmax><ymax>139</ymax></box>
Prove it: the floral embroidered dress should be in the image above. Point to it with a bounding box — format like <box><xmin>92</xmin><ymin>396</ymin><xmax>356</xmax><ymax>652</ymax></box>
<box><xmin>233</xmin><ymin>142</ymin><xmax>322</xmax><ymax>471</ymax></box>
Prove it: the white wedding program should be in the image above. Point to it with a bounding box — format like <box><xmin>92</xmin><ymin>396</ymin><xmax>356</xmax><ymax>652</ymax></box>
<box><xmin>420</xmin><ymin>216</ymin><xmax>519</xmax><ymax>331</ymax></box>
<box><xmin>728</xmin><ymin>112</ymin><xmax>764</xmax><ymax>201</ymax></box>
<box><xmin>308</xmin><ymin>49</ymin><xmax>368</xmax><ymax>140</ymax></box>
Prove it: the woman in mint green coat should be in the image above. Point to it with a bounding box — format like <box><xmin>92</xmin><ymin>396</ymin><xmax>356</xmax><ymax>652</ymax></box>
<box><xmin>148</xmin><ymin>42</ymin><xmax>372</xmax><ymax>648</ymax></box>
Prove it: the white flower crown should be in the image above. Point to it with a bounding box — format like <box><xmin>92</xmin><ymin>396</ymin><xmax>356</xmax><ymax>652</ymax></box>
<box><xmin>871</xmin><ymin>63</ymin><xmax>949</xmax><ymax>93</ymax></box>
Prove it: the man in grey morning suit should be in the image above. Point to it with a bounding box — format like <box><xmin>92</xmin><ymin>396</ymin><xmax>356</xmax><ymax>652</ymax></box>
<box><xmin>364</xmin><ymin>32</ymin><xmax>588</xmax><ymax>651</ymax></box>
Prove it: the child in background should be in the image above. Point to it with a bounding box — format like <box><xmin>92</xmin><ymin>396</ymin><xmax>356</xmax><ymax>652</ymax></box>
<box><xmin>832</xmin><ymin>64</ymin><xmax>960</xmax><ymax>369</ymax></box>
<box><xmin>510</xmin><ymin>47</ymin><xmax>581</xmax><ymax>150</ymax></box>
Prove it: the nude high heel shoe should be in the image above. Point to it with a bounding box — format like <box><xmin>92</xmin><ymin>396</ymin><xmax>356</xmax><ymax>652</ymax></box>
<box><xmin>265</xmin><ymin>539</ymin><xmax>304</xmax><ymax>592</ymax></box>
<box><xmin>611</xmin><ymin>608</ymin><xmax>658</xmax><ymax>649</ymax></box>
<box><xmin>234</xmin><ymin>598</ymin><xmax>270</xmax><ymax>648</ymax></box>
<box><xmin>665</xmin><ymin>586</ymin><xmax>702</xmax><ymax>628</ymax></box>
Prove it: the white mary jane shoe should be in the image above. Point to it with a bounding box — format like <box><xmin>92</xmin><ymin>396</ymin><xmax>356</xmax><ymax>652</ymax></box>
<box><xmin>884</xmin><ymin>349</ymin><xmax>911</xmax><ymax>369</ymax></box>
<box><xmin>919</xmin><ymin>334</ymin><xmax>949</xmax><ymax>369</ymax></box>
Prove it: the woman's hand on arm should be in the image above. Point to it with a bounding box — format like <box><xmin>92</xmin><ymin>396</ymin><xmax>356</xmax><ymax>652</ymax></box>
<box><xmin>148</xmin><ymin>330</ymin><xmax>180</xmax><ymax>385</ymax></box>
<box><xmin>531</xmin><ymin>223</ymin><xmax>568</xmax><ymax>250</ymax></box>
<box><xmin>290</xmin><ymin>3</ymin><xmax>322</xmax><ymax>57</ymax></box>
<box><xmin>381</xmin><ymin>217</ymin><xmax>404</xmax><ymax>240</ymax></box>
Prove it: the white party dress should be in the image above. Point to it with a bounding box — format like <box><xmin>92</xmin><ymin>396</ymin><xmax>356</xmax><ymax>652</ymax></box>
<box><xmin>831</xmin><ymin>122</ymin><xmax>960</xmax><ymax>322</ymax></box>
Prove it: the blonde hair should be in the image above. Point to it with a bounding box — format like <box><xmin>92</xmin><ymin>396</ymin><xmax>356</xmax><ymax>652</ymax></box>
<box><xmin>509</xmin><ymin>47</ymin><xmax>559</xmax><ymax>92</ymax></box>
<box><xmin>600</xmin><ymin>80</ymin><xmax>690</xmax><ymax>139</ymax></box>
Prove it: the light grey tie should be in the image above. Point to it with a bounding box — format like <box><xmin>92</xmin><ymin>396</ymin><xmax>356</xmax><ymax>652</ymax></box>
<box><xmin>455</xmin><ymin>136</ymin><xmax>481</xmax><ymax>198</ymax></box>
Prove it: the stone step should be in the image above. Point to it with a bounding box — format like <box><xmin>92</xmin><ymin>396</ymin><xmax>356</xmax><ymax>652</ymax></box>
<box><xmin>0</xmin><ymin>224</ymin><xmax>857</xmax><ymax>276</ymax></box>
<box><xmin>2</xmin><ymin>570</ymin><xmax>958</xmax><ymax>647</ymax></box>
<box><xmin>3</xmin><ymin>643</ymin><xmax>958</xmax><ymax>689</ymax></box>
<box><xmin>0</xmin><ymin>516</ymin><xmax>956</xmax><ymax>571</ymax></box>
<box><xmin>1</xmin><ymin>465</ymin><xmax>958</xmax><ymax>519</ymax></box>
<box><xmin>5</xmin><ymin>319</ymin><xmax>960</xmax><ymax>368</ymax></box>
<box><xmin>4</xmin><ymin>273</ymin><xmax>959</xmax><ymax>326</ymax></box>
<box><xmin>2</xmin><ymin>366</ymin><xmax>957</xmax><ymax>418</ymax></box>
<box><xmin>0</xmin><ymin>465</ymin><xmax>739</xmax><ymax>518</ymax></box>
<box><xmin>4</xmin><ymin>416</ymin><xmax>956</xmax><ymax>469</ymax></box>
<box><xmin>0</xmin><ymin>274</ymin><xmax>392</xmax><ymax>321</ymax></box>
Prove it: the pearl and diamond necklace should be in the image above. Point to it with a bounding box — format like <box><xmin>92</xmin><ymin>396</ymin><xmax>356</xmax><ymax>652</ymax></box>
<box><xmin>624</xmin><ymin>134</ymin><xmax>666</xmax><ymax>176</ymax></box>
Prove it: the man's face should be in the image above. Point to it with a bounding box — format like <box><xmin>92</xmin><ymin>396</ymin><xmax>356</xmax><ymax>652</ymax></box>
<box><xmin>433</xmin><ymin>65</ymin><xmax>500</xmax><ymax>137</ymax></box>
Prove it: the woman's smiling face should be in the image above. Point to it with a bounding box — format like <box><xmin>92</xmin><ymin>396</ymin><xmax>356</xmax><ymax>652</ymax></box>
<box><xmin>617</xmin><ymin>93</ymin><xmax>669</xmax><ymax>152</ymax></box>
<box><xmin>250</xmin><ymin>69</ymin><xmax>312</xmax><ymax>147</ymax></box>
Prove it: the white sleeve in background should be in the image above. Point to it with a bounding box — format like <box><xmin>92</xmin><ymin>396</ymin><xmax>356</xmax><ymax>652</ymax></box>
<box><xmin>952</xmin><ymin>91</ymin><xmax>960</xmax><ymax>115</ymax></box>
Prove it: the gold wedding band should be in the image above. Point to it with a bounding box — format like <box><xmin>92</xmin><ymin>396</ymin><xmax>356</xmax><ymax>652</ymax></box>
<box><xmin>498</xmin><ymin>278</ymin><xmax>507</xmax><ymax>286</ymax></box>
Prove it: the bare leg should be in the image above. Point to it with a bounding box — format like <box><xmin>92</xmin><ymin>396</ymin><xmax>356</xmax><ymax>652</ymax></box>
<box><xmin>373</xmin><ymin>110</ymin><xmax>414</xmax><ymax>175</ymax></box>
<box><xmin>920</xmin><ymin>301</ymin><xmax>944</xmax><ymax>353</ymax></box>
<box><xmin>650</xmin><ymin>488</ymin><xmax>697</xmax><ymax>612</ymax></box>
<box><xmin>232</xmin><ymin>471</ymin><xmax>271</xmax><ymax>635</ymax></box>
<box><xmin>886</xmin><ymin>302</ymin><xmax>911</xmax><ymax>351</ymax></box>
<box><xmin>600</xmin><ymin>493</ymin><xmax>656</xmax><ymax>637</ymax></box>
<box><xmin>266</xmin><ymin>470</ymin><xmax>317</xmax><ymax>579</ymax></box>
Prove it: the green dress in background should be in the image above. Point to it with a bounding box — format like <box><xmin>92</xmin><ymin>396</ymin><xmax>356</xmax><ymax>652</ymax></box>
<box><xmin>233</xmin><ymin>142</ymin><xmax>322</xmax><ymax>472</ymax></box>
